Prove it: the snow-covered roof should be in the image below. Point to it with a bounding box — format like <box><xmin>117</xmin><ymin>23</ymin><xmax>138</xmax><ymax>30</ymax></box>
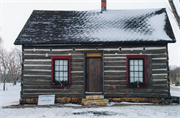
<box><xmin>14</xmin><ymin>8</ymin><xmax>176</xmax><ymax>45</ymax></box>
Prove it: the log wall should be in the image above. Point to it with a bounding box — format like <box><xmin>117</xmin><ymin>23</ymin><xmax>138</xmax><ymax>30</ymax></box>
<box><xmin>103</xmin><ymin>45</ymin><xmax>170</xmax><ymax>98</ymax></box>
<box><xmin>22</xmin><ymin>46</ymin><xmax>84</xmax><ymax>98</ymax></box>
<box><xmin>21</xmin><ymin>44</ymin><xmax>170</xmax><ymax>99</ymax></box>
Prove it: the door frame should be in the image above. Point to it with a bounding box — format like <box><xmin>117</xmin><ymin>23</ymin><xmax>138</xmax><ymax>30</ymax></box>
<box><xmin>84</xmin><ymin>51</ymin><xmax>104</xmax><ymax>95</ymax></box>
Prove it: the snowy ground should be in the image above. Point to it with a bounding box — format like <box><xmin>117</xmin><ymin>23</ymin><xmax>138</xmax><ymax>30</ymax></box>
<box><xmin>0</xmin><ymin>83</ymin><xmax>180</xmax><ymax>118</ymax></box>
<box><xmin>170</xmin><ymin>84</ymin><xmax>180</xmax><ymax>97</ymax></box>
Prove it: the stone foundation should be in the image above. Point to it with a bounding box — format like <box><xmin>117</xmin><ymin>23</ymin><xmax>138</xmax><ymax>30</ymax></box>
<box><xmin>20</xmin><ymin>97</ymin><xmax>172</xmax><ymax>104</ymax></box>
<box><xmin>20</xmin><ymin>97</ymin><xmax>83</xmax><ymax>104</ymax></box>
<box><xmin>108</xmin><ymin>98</ymin><xmax>172</xmax><ymax>104</ymax></box>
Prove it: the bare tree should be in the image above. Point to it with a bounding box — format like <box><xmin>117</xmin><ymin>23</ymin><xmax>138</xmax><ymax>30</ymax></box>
<box><xmin>0</xmin><ymin>37</ymin><xmax>2</xmax><ymax>81</ymax></box>
<box><xmin>14</xmin><ymin>47</ymin><xmax>22</xmax><ymax>84</ymax></box>
<box><xmin>168</xmin><ymin>0</ymin><xmax>180</xmax><ymax>29</ymax></box>
<box><xmin>0</xmin><ymin>37</ymin><xmax>2</xmax><ymax>53</ymax></box>
<box><xmin>7</xmin><ymin>48</ymin><xmax>21</xmax><ymax>85</ymax></box>
<box><xmin>0</xmin><ymin>37</ymin><xmax>2</xmax><ymax>46</ymax></box>
<box><xmin>0</xmin><ymin>49</ymin><xmax>10</xmax><ymax>90</ymax></box>
<box><xmin>170</xmin><ymin>66</ymin><xmax>180</xmax><ymax>84</ymax></box>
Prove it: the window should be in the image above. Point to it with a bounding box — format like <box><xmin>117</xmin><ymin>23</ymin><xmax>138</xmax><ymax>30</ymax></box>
<box><xmin>126</xmin><ymin>55</ymin><xmax>147</xmax><ymax>87</ymax></box>
<box><xmin>51</xmin><ymin>56</ymin><xmax>71</xmax><ymax>87</ymax></box>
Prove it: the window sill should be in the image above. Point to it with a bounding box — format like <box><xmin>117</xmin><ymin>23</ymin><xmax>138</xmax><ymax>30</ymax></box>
<box><xmin>51</xmin><ymin>85</ymin><xmax>71</xmax><ymax>87</ymax></box>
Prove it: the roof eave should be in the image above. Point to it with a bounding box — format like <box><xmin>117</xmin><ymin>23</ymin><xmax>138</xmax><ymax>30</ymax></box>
<box><xmin>14</xmin><ymin>40</ymin><xmax>176</xmax><ymax>45</ymax></box>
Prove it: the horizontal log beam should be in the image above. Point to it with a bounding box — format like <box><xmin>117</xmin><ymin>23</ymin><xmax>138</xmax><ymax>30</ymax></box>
<box><xmin>104</xmin><ymin>76</ymin><xmax>126</xmax><ymax>80</ymax></box>
<box><xmin>23</xmin><ymin>91</ymin><xmax>84</xmax><ymax>94</ymax></box>
<box><xmin>71</xmin><ymin>81</ymin><xmax>84</xmax><ymax>85</ymax></box>
<box><xmin>24</xmin><ymin>51</ymin><xmax>83</xmax><ymax>54</ymax></box>
<box><xmin>104</xmin><ymin>72</ymin><xmax>126</xmax><ymax>76</ymax></box>
<box><xmin>152</xmin><ymin>70</ymin><xmax>167</xmax><ymax>74</ymax></box>
<box><xmin>23</xmin><ymin>85</ymin><xmax>83</xmax><ymax>89</ymax></box>
<box><xmin>152</xmin><ymin>60</ymin><xmax>167</xmax><ymax>63</ymax></box>
<box><xmin>23</xmin><ymin>71</ymin><xmax>51</xmax><ymax>75</ymax></box>
<box><xmin>152</xmin><ymin>65</ymin><xmax>167</xmax><ymax>69</ymax></box>
<box><xmin>24</xmin><ymin>66</ymin><xmax>51</xmax><ymax>70</ymax></box>
<box><xmin>71</xmin><ymin>62</ymin><xmax>84</xmax><ymax>66</ymax></box>
<box><xmin>24</xmin><ymin>55</ymin><xmax>83</xmax><ymax>59</ymax></box>
<box><xmin>71</xmin><ymin>76</ymin><xmax>84</xmax><ymax>81</ymax></box>
<box><xmin>153</xmin><ymin>81</ymin><xmax>167</xmax><ymax>84</ymax></box>
<box><xmin>104</xmin><ymin>58</ymin><xmax>126</xmax><ymax>62</ymax></box>
<box><xmin>23</xmin><ymin>89</ymin><xmax>84</xmax><ymax>92</ymax></box>
<box><xmin>23</xmin><ymin>76</ymin><xmax>51</xmax><ymax>80</ymax></box>
<box><xmin>21</xmin><ymin>94</ymin><xmax>85</xmax><ymax>98</ymax></box>
<box><xmin>104</xmin><ymin>66</ymin><xmax>126</xmax><ymax>71</ymax></box>
<box><xmin>104</xmin><ymin>62</ymin><xmax>126</xmax><ymax>66</ymax></box>
<box><xmin>104</xmin><ymin>89</ymin><xmax>133</xmax><ymax>93</ymax></box>
<box><xmin>104</xmin><ymin>49</ymin><xmax>166</xmax><ymax>54</ymax></box>
<box><xmin>71</xmin><ymin>67</ymin><xmax>84</xmax><ymax>71</ymax></box>
<box><xmin>104</xmin><ymin>54</ymin><xmax>127</xmax><ymax>57</ymax></box>
<box><xmin>151</xmin><ymin>54</ymin><xmax>167</xmax><ymax>58</ymax></box>
<box><xmin>104</xmin><ymin>93</ymin><xmax>169</xmax><ymax>98</ymax></box>
<box><xmin>71</xmin><ymin>73</ymin><xmax>84</xmax><ymax>76</ymax></box>
<box><xmin>152</xmin><ymin>75</ymin><xmax>167</xmax><ymax>79</ymax></box>
<box><xmin>133</xmin><ymin>89</ymin><xmax>168</xmax><ymax>93</ymax></box>
<box><xmin>24</xmin><ymin>61</ymin><xmax>51</xmax><ymax>65</ymax></box>
<box><xmin>104</xmin><ymin>81</ymin><xmax>126</xmax><ymax>85</ymax></box>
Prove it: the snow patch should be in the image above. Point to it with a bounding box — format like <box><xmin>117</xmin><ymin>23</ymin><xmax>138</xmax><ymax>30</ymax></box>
<box><xmin>108</xmin><ymin>102</ymin><xmax>154</xmax><ymax>106</ymax></box>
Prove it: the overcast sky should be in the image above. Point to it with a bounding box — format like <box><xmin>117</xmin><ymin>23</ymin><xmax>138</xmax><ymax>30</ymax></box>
<box><xmin>0</xmin><ymin>0</ymin><xmax>180</xmax><ymax>66</ymax></box>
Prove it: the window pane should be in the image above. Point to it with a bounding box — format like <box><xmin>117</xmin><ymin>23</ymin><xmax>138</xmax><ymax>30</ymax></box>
<box><xmin>55</xmin><ymin>66</ymin><xmax>59</xmax><ymax>71</ymax></box>
<box><xmin>64</xmin><ymin>76</ymin><xmax>68</xmax><ymax>81</ymax></box>
<box><xmin>135</xmin><ymin>72</ymin><xmax>138</xmax><ymax>77</ymax></box>
<box><xmin>55</xmin><ymin>72</ymin><xmax>59</xmax><ymax>77</ymax></box>
<box><xmin>135</xmin><ymin>78</ymin><xmax>138</xmax><ymax>81</ymax></box>
<box><xmin>64</xmin><ymin>60</ymin><xmax>68</xmax><ymax>65</ymax></box>
<box><xmin>130</xmin><ymin>66</ymin><xmax>134</xmax><ymax>71</ymax></box>
<box><xmin>139</xmin><ymin>78</ymin><xmax>143</xmax><ymax>82</ymax></box>
<box><xmin>60</xmin><ymin>66</ymin><xmax>63</xmax><ymax>71</ymax></box>
<box><xmin>60</xmin><ymin>72</ymin><xmax>63</xmax><ymax>76</ymax></box>
<box><xmin>139</xmin><ymin>72</ymin><xmax>143</xmax><ymax>77</ymax></box>
<box><xmin>130</xmin><ymin>60</ymin><xmax>133</xmax><ymax>65</ymax></box>
<box><xmin>130</xmin><ymin>77</ymin><xmax>134</xmax><ymax>83</ymax></box>
<box><xmin>130</xmin><ymin>72</ymin><xmax>134</xmax><ymax>77</ymax></box>
<box><xmin>60</xmin><ymin>77</ymin><xmax>63</xmax><ymax>81</ymax></box>
<box><xmin>64</xmin><ymin>66</ymin><xmax>68</xmax><ymax>71</ymax></box>
<box><xmin>139</xmin><ymin>66</ymin><xmax>143</xmax><ymax>71</ymax></box>
<box><xmin>64</xmin><ymin>72</ymin><xmax>68</xmax><ymax>77</ymax></box>
<box><xmin>134</xmin><ymin>66</ymin><xmax>138</xmax><ymax>71</ymax></box>
<box><xmin>139</xmin><ymin>60</ymin><xmax>143</xmax><ymax>65</ymax></box>
<box><xmin>55</xmin><ymin>60</ymin><xmax>59</xmax><ymax>65</ymax></box>
<box><xmin>60</xmin><ymin>60</ymin><xmax>63</xmax><ymax>65</ymax></box>
<box><xmin>134</xmin><ymin>60</ymin><xmax>138</xmax><ymax>65</ymax></box>
<box><xmin>55</xmin><ymin>76</ymin><xmax>59</xmax><ymax>81</ymax></box>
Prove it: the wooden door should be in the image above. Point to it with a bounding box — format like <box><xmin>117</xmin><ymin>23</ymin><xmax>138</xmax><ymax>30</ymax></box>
<box><xmin>86</xmin><ymin>57</ymin><xmax>102</xmax><ymax>92</ymax></box>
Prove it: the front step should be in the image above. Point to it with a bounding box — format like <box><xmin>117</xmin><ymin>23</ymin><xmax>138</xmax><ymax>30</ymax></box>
<box><xmin>86</xmin><ymin>95</ymin><xmax>104</xmax><ymax>100</ymax></box>
<box><xmin>82</xmin><ymin>95</ymin><xmax>109</xmax><ymax>106</ymax></box>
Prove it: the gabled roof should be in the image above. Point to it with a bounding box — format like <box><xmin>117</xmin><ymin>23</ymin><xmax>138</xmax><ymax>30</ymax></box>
<box><xmin>14</xmin><ymin>8</ymin><xmax>176</xmax><ymax>45</ymax></box>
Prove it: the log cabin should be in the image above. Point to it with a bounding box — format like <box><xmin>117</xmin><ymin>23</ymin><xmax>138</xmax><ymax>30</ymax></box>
<box><xmin>14</xmin><ymin>0</ymin><xmax>176</xmax><ymax>104</ymax></box>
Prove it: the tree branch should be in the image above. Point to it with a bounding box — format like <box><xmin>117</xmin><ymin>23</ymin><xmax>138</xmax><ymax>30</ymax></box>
<box><xmin>168</xmin><ymin>0</ymin><xmax>180</xmax><ymax>29</ymax></box>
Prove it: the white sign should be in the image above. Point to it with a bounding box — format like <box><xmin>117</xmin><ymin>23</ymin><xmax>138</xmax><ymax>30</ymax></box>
<box><xmin>38</xmin><ymin>95</ymin><xmax>55</xmax><ymax>105</ymax></box>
